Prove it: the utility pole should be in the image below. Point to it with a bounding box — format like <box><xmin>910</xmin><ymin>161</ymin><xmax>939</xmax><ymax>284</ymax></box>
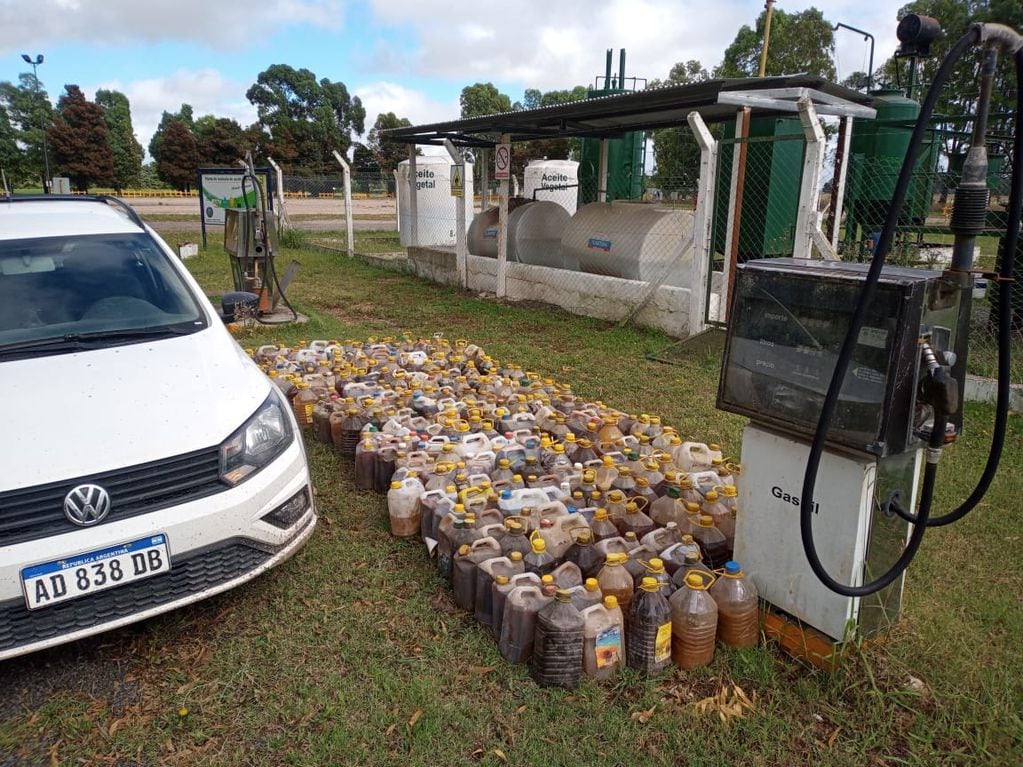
<box><xmin>758</xmin><ymin>0</ymin><xmax>776</xmax><ymax>78</ymax></box>
<box><xmin>21</xmin><ymin>53</ymin><xmax>51</xmax><ymax>194</ymax></box>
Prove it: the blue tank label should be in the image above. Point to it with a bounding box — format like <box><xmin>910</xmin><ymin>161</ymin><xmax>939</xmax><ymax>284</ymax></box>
<box><xmin>484</xmin><ymin>228</ymin><xmax>498</xmax><ymax>239</ymax></box>
<box><xmin>587</xmin><ymin>238</ymin><xmax>612</xmax><ymax>252</ymax></box>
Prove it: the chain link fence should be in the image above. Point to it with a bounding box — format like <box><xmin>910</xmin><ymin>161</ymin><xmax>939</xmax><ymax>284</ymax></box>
<box><xmin>281</xmin><ymin>172</ymin><xmax>395</xmax><ymax>198</ymax></box>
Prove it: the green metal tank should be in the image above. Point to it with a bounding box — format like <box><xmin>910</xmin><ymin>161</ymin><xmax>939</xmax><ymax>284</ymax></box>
<box><xmin>843</xmin><ymin>89</ymin><xmax>938</xmax><ymax>249</ymax></box>
<box><xmin>578</xmin><ymin>89</ymin><xmax>645</xmax><ymax>204</ymax></box>
<box><xmin>711</xmin><ymin>115</ymin><xmax>805</xmax><ymax>260</ymax></box>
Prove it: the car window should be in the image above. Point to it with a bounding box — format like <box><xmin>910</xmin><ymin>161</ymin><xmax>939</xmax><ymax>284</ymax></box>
<box><xmin>0</xmin><ymin>232</ymin><xmax>207</xmax><ymax>351</ymax></box>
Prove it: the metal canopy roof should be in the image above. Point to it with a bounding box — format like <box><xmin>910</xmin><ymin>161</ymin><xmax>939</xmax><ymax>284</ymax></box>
<box><xmin>383</xmin><ymin>75</ymin><xmax>874</xmax><ymax>147</ymax></box>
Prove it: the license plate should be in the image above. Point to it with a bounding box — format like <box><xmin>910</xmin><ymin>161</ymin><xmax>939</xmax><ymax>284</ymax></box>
<box><xmin>21</xmin><ymin>534</ymin><xmax>171</xmax><ymax>610</ymax></box>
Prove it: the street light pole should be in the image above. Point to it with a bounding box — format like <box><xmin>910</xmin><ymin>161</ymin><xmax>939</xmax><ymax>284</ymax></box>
<box><xmin>21</xmin><ymin>53</ymin><xmax>51</xmax><ymax>194</ymax></box>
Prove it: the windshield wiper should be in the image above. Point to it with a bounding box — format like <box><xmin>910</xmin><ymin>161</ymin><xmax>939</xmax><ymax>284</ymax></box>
<box><xmin>0</xmin><ymin>323</ymin><xmax>199</xmax><ymax>357</ymax></box>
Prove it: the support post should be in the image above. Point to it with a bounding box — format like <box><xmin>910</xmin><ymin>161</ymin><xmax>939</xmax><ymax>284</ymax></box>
<box><xmin>331</xmin><ymin>150</ymin><xmax>355</xmax><ymax>256</ymax></box>
<box><xmin>828</xmin><ymin>116</ymin><xmax>853</xmax><ymax>251</ymax></box>
<box><xmin>408</xmin><ymin>146</ymin><xmax>419</xmax><ymax>247</ymax></box>
<box><xmin>480</xmin><ymin>148</ymin><xmax>490</xmax><ymax>210</ymax></box>
<box><xmin>794</xmin><ymin>96</ymin><xmax>839</xmax><ymax>260</ymax></box>
<box><xmin>722</xmin><ymin>108</ymin><xmax>750</xmax><ymax>323</ymax></box>
<box><xmin>266</xmin><ymin>156</ymin><xmax>291</xmax><ymax>232</ymax></box>
<box><xmin>393</xmin><ymin>169</ymin><xmax>400</xmax><ymax>233</ymax></box>
<box><xmin>444</xmin><ymin>138</ymin><xmax>468</xmax><ymax>289</ymax></box>
<box><xmin>598</xmin><ymin>139</ymin><xmax>609</xmax><ymax>202</ymax></box>
<box><xmin>497</xmin><ymin>134</ymin><xmax>510</xmax><ymax>298</ymax></box>
<box><xmin>688</xmin><ymin>112</ymin><xmax>719</xmax><ymax>336</ymax></box>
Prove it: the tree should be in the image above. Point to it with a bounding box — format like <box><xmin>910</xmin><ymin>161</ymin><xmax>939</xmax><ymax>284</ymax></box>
<box><xmin>156</xmin><ymin>119</ymin><xmax>199</xmax><ymax>190</ymax></box>
<box><xmin>246</xmin><ymin>64</ymin><xmax>365</xmax><ymax>175</ymax></box>
<box><xmin>0</xmin><ymin>72</ymin><xmax>53</xmax><ymax>188</ymax></box>
<box><xmin>459</xmin><ymin>83</ymin><xmax>512</xmax><ymax>118</ymax></box>
<box><xmin>513</xmin><ymin>86</ymin><xmax>589</xmax><ymax>174</ymax></box>
<box><xmin>149</xmin><ymin>104</ymin><xmax>194</xmax><ymax>165</ymax></box>
<box><xmin>194</xmin><ymin>116</ymin><xmax>248</xmax><ymax>166</ymax></box>
<box><xmin>47</xmin><ymin>85</ymin><xmax>115</xmax><ymax>191</ymax></box>
<box><xmin>95</xmin><ymin>89</ymin><xmax>143</xmax><ymax>190</ymax></box>
<box><xmin>0</xmin><ymin>104</ymin><xmax>22</xmax><ymax>187</ymax></box>
<box><xmin>367</xmin><ymin>112</ymin><xmax>415</xmax><ymax>174</ymax></box>
<box><xmin>716</xmin><ymin>7</ymin><xmax>836</xmax><ymax>80</ymax></box>
<box><xmin>649</xmin><ymin>61</ymin><xmax>711</xmax><ymax>194</ymax></box>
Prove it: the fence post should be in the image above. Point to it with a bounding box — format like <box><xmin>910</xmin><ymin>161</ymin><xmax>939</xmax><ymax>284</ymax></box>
<box><xmin>393</xmin><ymin>169</ymin><xmax>401</xmax><ymax>235</ymax></box>
<box><xmin>598</xmin><ymin>139</ymin><xmax>609</xmax><ymax>202</ymax></box>
<box><xmin>828</xmin><ymin>115</ymin><xmax>853</xmax><ymax>251</ymax></box>
<box><xmin>444</xmin><ymin>139</ymin><xmax>468</xmax><ymax>289</ymax></box>
<box><xmin>688</xmin><ymin>112</ymin><xmax>719</xmax><ymax>337</ymax></box>
<box><xmin>497</xmin><ymin>134</ymin><xmax>510</xmax><ymax>298</ymax></box>
<box><xmin>331</xmin><ymin>150</ymin><xmax>355</xmax><ymax>256</ymax></box>
<box><xmin>480</xmin><ymin>148</ymin><xmax>490</xmax><ymax>210</ymax></box>
<box><xmin>266</xmin><ymin>156</ymin><xmax>291</xmax><ymax>232</ymax></box>
<box><xmin>408</xmin><ymin>146</ymin><xmax>419</xmax><ymax>247</ymax></box>
<box><xmin>722</xmin><ymin>107</ymin><xmax>750</xmax><ymax>323</ymax></box>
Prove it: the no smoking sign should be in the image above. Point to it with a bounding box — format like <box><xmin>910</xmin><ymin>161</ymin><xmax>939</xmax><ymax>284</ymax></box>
<box><xmin>494</xmin><ymin>142</ymin><xmax>511</xmax><ymax>180</ymax></box>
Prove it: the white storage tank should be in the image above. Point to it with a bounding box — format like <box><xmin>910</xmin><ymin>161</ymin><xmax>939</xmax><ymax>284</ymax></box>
<box><xmin>467</xmin><ymin>200</ymin><xmax>571</xmax><ymax>269</ymax></box>
<box><xmin>523</xmin><ymin>159</ymin><xmax>579</xmax><ymax>215</ymax></box>
<box><xmin>561</xmin><ymin>201</ymin><xmax>696</xmax><ymax>287</ymax></box>
<box><xmin>397</xmin><ymin>155</ymin><xmax>474</xmax><ymax>247</ymax></box>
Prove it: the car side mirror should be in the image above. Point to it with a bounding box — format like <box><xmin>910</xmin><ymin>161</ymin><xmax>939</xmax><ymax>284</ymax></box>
<box><xmin>220</xmin><ymin>291</ymin><xmax>259</xmax><ymax>323</ymax></box>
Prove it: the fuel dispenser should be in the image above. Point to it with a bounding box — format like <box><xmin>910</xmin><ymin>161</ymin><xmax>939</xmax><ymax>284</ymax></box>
<box><xmin>717</xmin><ymin>19</ymin><xmax>1022</xmax><ymax>643</ymax></box>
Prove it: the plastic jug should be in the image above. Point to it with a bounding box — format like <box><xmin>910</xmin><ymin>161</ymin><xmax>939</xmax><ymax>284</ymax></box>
<box><xmin>311</xmin><ymin>399</ymin><xmax>337</xmax><ymax>444</ymax></box>
<box><xmin>387</xmin><ymin>478</ymin><xmax>421</xmax><ymax>538</ymax></box>
<box><xmin>563</xmin><ymin>528</ymin><xmax>604</xmax><ymax>579</ymax></box>
<box><xmin>531</xmin><ymin>588</ymin><xmax>585</xmax><ymax>689</ymax></box>
<box><xmin>492</xmin><ymin>571</ymin><xmax>540</xmax><ymax>642</ymax></box>
<box><xmin>568</xmin><ymin>578</ymin><xmax>603</xmax><ymax>611</ymax></box>
<box><xmin>549</xmin><ymin>561</ymin><xmax>583</xmax><ymax>590</ymax></box>
<box><xmin>649</xmin><ymin>487</ymin><xmax>684</xmax><ymax>528</ymax></box>
<box><xmin>581</xmin><ymin>595</ymin><xmax>625</xmax><ymax>680</ymax></box>
<box><xmin>499</xmin><ymin>583</ymin><xmax>554</xmax><ymax>664</ymax></box>
<box><xmin>524</xmin><ymin>531</ymin><xmax>556</xmax><ymax>577</ymax></box>
<box><xmin>589</xmin><ymin>508</ymin><xmax>619</xmax><ymax>542</ymax></box>
<box><xmin>709</xmin><ymin>561</ymin><xmax>760</xmax><ymax>648</ymax></box>
<box><xmin>692</xmin><ymin>515</ymin><xmax>730</xmax><ymax>570</ymax></box>
<box><xmin>640</xmin><ymin>523</ymin><xmax>681</xmax><ymax>552</ymax></box>
<box><xmin>626</xmin><ymin>577</ymin><xmax>673</xmax><ymax>676</ymax></box>
<box><xmin>633</xmin><ymin>557</ymin><xmax>673</xmax><ymax>592</ymax></box>
<box><xmin>624</xmin><ymin>544</ymin><xmax>661</xmax><ymax>582</ymax></box>
<box><xmin>615</xmin><ymin>500</ymin><xmax>656</xmax><ymax>540</ymax></box>
<box><xmin>354</xmin><ymin>438</ymin><xmax>376</xmax><ymax>490</ymax></box>
<box><xmin>499</xmin><ymin>518</ymin><xmax>533</xmax><ymax>558</ymax></box>
<box><xmin>670</xmin><ymin>550</ymin><xmax>713</xmax><ymax>589</ymax></box>
<box><xmin>596</xmin><ymin>553</ymin><xmax>635</xmax><ymax>622</ymax></box>
<box><xmin>660</xmin><ymin>535</ymin><xmax>701</xmax><ymax>575</ymax></box>
<box><xmin>475</xmin><ymin>554</ymin><xmax>523</xmax><ymax>627</ymax></box>
<box><xmin>669</xmin><ymin>571</ymin><xmax>718</xmax><ymax>669</ymax></box>
<box><xmin>291</xmin><ymin>383</ymin><xmax>318</xmax><ymax>428</ymax></box>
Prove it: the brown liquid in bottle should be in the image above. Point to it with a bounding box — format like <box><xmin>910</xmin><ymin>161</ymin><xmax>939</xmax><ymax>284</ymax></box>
<box><xmin>596</xmin><ymin>553</ymin><xmax>634</xmax><ymax>624</ymax></box>
<box><xmin>626</xmin><ymin>578</ymin><xmax>673</xmax><ymax>676</ymax></box>
<box><xmin>670</xmin><ymin>572</ymin><xmax>718</xmax><ymax>670</ymax></box>
<box><xmin>531</xmin><ymin>588</ymin><xmax>585</xmax><ymax>689</ymax></box>
<box><xmin>709</xmin><ymin>563</ymin><xmax>760</xmax><ymax>648</ymax></box>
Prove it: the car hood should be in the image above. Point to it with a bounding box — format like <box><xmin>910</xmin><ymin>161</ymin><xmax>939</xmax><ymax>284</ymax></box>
<box><xmin>0</xmin><ymin>327</ymin><xmax>270</xmax><ymax>492</ymax></box>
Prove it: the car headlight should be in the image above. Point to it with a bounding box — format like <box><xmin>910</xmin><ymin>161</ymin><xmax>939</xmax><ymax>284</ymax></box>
<box><xmin>220</xmin><ymin>391</ymin><xmax>294</xmax><ymax>486</ymax></box>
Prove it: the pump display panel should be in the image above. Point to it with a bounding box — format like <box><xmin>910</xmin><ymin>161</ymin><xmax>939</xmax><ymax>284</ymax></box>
<box><xmin>717</xmin><ymin>258</ymin><xmax>957</xmax><ymax>455</ymax></box>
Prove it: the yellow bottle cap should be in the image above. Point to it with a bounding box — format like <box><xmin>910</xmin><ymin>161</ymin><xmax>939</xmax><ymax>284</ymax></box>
<box><xmin>685</xmin><ymin>572</ymin><xmax>707</xmax><ymax>589</ymax></box>
<box><xmin>510</xmin><ymin>551</ymin><xmax>523</xmax><ymax>561</ymax></box>
<box><xmin>594</xmin><ymin>508</ymin><xmax>609</xmax><ymax>520</ymax></box>
<box><xmin>390</xmin><ymin>481</ymin><xmax>402</xmax><ymax>490</ymax></box>
<box><xmin>454</xmin><ymin>503</ymin><xmax>465</xmax><ymax>512</ymax></box>
<box><xmin>532</xmin><ymin>537</ymin><xmax>547</xmax><ymax>553</ymax></box>
<box><xmin>458</xmin><ymin>544</ymin><xmax>470</xmax><ymax>555</ymax></box>
<box><xmin>640</xmin><ymin>576</ymin><xmax>660</xmax><ymax>590</ymax></box>
<box><xmin>541</xmin><ymin>574</ymin><xmax>554</xmax><ymax>584</ymax></box>
<box><xmin>603</xmin><ymin>595</ymin><xmax>619</xmax><ymax>609</ymax></box>
<box><xmin>705</xmin><ymin>490</ymin><xmax>719</xmax><ymax>501</ymax></box>
<box><xmin>681</xmin><ymin>534</ymin><xmax>694</xmax><ymax>544</ymax></box>
<box><xmin>602</xmin><ymin>456</ymin><xmax>615</xmax><ymax>467</ymax></box>
<box><xmin>585</xmin><ymin>578</ymin><xmax>599</xmax><ymax>591</ymax></box>
<box><xmin>495</xmin><ymin>575</ymin><xmax>509</xmax><ymax>585</ymax></box>
<box><xmin>698</xmin><ymin>515</ymin><xmax>714</xmax><ymax>527</ymax></box>
<box><xmin>649</xmin><ymin>558</ymin><xmax>665</xmax><ymax>572</ymax></box>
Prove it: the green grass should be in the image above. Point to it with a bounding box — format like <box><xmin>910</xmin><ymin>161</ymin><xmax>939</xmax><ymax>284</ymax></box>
<box><xmin>2</xmin><ymin>228</ymin><xmax>1021</xmax><ymax>766</ymax></box>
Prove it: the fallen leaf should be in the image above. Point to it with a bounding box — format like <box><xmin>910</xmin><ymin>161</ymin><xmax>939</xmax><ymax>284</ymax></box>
<box><xmin>468</xmin><ymin>665</ymin><xmax>496</xmax><ymax>674</ymax></box>
<box><xmin>385</xmin><ymin>724</ymin><xmax>396</xmax><ymax>736</ymax></box>
<box><xmin>408</xmin><ymin>709</ymin><xmax>423</xmax><ymax>728</ymax></box>
<box><xmin>630</xmin><ymin>705</ymin><xmax>656</xmax><ymax>723</ymax></box>
<box><xmin>515</xmin><ymin>705</ymin><xmax>527</xmax><ymax>715</ymax></box>
<box><xmin>827</xmin><ymin>726</ymin><xmax>842</xmax><ymax>748</ymax></box>
<box><xmin>107</xmin><ymin>717</ymin><xmax>126</xmax><ymax>737</ymax></box>
<box><xmin>493</xmin><ymin>748</ymin><xmax>508</xmax><ymax>762</ymax></box>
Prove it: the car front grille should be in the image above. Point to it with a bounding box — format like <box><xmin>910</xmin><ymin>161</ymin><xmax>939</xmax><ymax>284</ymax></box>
<box><xmin>0</xmin><ymin>539</ymin><xmax>272</xmax><ymax>654</ymax></box>
<box><xmin>0</xmin><ymin>447</ymin><xmax>226</xmax><ymax>546</ymax></box>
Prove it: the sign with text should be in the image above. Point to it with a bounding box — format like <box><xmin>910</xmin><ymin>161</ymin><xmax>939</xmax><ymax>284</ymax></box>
<box><xmin>494</xmin><ymin>142</ymin><xmax>511</xmax><ymax>181</ymax></box>
<box><xmin>197</xmin><ymin>167</ymin><xmax>273</xmax><ymax>246</ymax></box>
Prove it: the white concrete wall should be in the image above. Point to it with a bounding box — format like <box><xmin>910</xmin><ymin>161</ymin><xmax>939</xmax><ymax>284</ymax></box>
<box><xmin>408</xmin><ymin>246</ymin><xmax>692</xmax><ymax>338</ymax></box>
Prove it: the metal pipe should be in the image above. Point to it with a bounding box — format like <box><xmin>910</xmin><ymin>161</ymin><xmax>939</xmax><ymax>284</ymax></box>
<box><xmin>726</xmin><ymin>108</ymin><xmax>751</xmax><ymax>321</ymax></box>
<box><xmin>828</xmin><ymin>116</ymin><xmax>852</xmax><ymax>249</ymax></box>
<box><xmin>834</xmin><ymin>22</ymin><xmax>876</xmax><ymax>90</ymax></box>
<box><xmin>331</xmin><ymin>150</ymin><xmax>355</xmax><ymax>256</ymax></box>
<box><xmin>605</xmin><ymin>49</ymin><xmax>613</xmax><ymax>93</ymax></box>
<box><xmin>619</xmin><ymin>49</ymin><xmax>626</xmax><ymax>87</ymax></box>
<box><xmin>443</xmin><ymin>138</ymin><xmax>468</xmax><ymax>288</ymax></box>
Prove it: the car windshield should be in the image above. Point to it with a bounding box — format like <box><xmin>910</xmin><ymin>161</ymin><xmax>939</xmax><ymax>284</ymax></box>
<box><xmin>0</xmin><ymin>232</ymin><xmax>206</xmax><ymax>355</ymax></box>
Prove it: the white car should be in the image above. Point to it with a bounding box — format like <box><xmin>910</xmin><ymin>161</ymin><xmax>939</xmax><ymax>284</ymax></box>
<box><xmin>0</xmin><ymin>195</ymin><xmax>316</xmax><ymax>661</ymax></box>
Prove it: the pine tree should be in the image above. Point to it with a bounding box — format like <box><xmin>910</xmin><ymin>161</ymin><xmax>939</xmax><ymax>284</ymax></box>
<box><xmin>47</xmin><ymin>84</ymin><xmax>115</xmax><ymax>192</ymax></box>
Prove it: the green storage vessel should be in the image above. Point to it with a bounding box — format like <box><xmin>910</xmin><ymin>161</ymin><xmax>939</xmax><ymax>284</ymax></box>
<box><xmin>712</xmin><ymin>116</ymin><xmax>805</xmax><ymax>260</ymax></box>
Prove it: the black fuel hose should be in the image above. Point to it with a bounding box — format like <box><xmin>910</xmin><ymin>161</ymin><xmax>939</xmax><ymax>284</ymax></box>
<box><xmin>240</xmin><ymin>171</ymin><xmax>299</xmax><ymax>325</ymax></box>
<box><xmin>799</xmin><ymin>26</ymin><xmax>990</xmax><ymax>597</ymax></box>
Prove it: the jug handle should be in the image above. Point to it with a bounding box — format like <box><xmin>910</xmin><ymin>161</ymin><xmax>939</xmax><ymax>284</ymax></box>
<box><xmin>628</xmin><ymin>495</ymin><xmax>650</xmax><ymax>511</ymax></box>
<box><xmin>725</xmin><ymin>461</ymin><xmax>742</xmax><ymax>474</ymax></box>
<box><xmin>686</xmin><ymin>570</ymin><xmax>716</xmax><ymax>589</ymax></box>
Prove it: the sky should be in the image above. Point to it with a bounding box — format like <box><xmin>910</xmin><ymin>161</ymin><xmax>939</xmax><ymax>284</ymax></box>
<box><xmin>0</xmin><ymin>0</ymin><xmax>913</xmax><ymax>157</ymax></box>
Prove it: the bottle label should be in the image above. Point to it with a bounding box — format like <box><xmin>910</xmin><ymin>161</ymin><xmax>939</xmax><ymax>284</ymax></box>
<box><xmin>655</xmin><ymin>621</ymin><xmax>672</xmax><ymax>663</ymax></box>
<box><xmin>595</xmin><ymin>626</ymin><xmax>622</xmax><ymax>668</ymax></box>
<box><xmin>304</xmin><ymin>403</ymin><xmax>314</xmax><ymax>421</ymax></box>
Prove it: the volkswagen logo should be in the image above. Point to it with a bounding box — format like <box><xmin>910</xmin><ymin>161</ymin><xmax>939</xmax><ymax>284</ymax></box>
<box><xmin>63</xmin><ymin>484</ymin><xmax>112</xmax><ymax>526</ymax></box>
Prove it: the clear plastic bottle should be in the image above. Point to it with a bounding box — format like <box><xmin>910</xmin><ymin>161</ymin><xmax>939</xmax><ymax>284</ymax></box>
<box><xmin>669</xmin><ymin>571</ymin><xmax>718</xmax><ymax>669</ymax></box>
<box><xmin>492</xmin><ymin>571</ymin><xmax>540</xmax><ymax>642</ymax></box>
<box><xmin>589</xmin><ymin>508</ymin><xmax>619</xmax><ymax>542</ymax></box>
<box><xmin>708</xmin><ymin>561</ymin><xmax>760</xmax><ymax>648</ymax></box>
<box><xmin>499</xmin><ymin>583</ymin><xmax>554</xmax><ymax>664</ymax></box>
<box><xmin>581</xmin><ymin>594</ymin><xmax>625</xmax><ymax>680</ymax></box>
<box><xmin>626</xmin><ymin>577</ymin><xmax>673</xmax><ymax>676</ymax></box>
<box><xmin>596</xmin><ymin>552</ymin><xmax>635</xmax><ymax>623</ymax></box>
<box><xmin>692</xmin><ymin>514</ymin><xmax>730</xmax><ymax>570</ymax></box>
<box><xmin>564</xmin><ymin>528</ymin><xmax>604</xmax><ymax>579</ymax></box>
<box><xmin>387</xmin><ymin>478</ymin><xmax>421</xmax><ymax>538</ymax></box>
<box><xmin>524</xmin><ymin>532</ymin><xmax>556</xmax><ymax>577</ymax></box>
<box><xmin>568</xmin><ymin>577</ymin><xmax>603</xmax><ymax>611</ymax></box>
<box><xmin>500</xmin><ymin>518</ymin><xmax>533</xmax><ymax>558</ymax></box>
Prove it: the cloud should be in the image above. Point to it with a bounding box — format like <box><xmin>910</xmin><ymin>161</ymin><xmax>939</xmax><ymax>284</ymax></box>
<box><xmin>0</xmin><ymin>0</ymin><xmax>345</xmax><ymax>52</ymax></box>
<box><xmin>355</xmin><ymin>81</ymin><xmax>458</xmax><ymax>129</ymax></box>
<box><xmin>89</xmin><ymin>69</ymin><xmax>258</xmax><ymax>155</ymax></box>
